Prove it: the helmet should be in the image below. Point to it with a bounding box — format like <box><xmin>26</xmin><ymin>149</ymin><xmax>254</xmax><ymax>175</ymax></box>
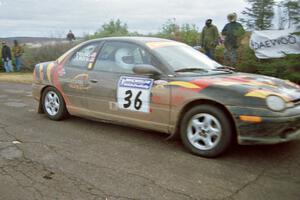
<box><xmin>115</xmin><ymin>48</ymin><xmax>135</xmax><ymax>70</ymax></box>
<box><xmin>227</xmin><ymin>13</ymin><xmax>237</xmax><ymax>22</ymax></box>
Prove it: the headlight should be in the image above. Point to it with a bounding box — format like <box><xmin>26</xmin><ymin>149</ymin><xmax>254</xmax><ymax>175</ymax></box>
<box><xmin>266</xmin><ymin>95</ymin><xmax>286</xmax><ymax>111</ymax></box>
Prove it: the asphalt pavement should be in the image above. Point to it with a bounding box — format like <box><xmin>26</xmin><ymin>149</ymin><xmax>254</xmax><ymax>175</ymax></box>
<box><xmin>0</xmin><ymin>82</ymin><xmax>300</xmax><ymax>200</ymax></box>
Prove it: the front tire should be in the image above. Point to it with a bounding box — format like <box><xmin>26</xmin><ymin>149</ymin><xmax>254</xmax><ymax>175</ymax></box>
<box><xmin>42</xmin><ymin>87</ymin><xmax>68</xmax><ymax>121</ymax></box>
<box><xmin>180</xmin><ymin>105</ymin><xmax>233</xmax><ymax>157</ymax></box>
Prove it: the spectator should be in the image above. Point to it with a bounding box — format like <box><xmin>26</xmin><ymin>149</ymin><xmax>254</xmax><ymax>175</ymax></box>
<box><xmin>222</xmin><ymin>13</ymin><xmax>245</xmax><ymax>67</ymax></box>
<box><xmin>1</xmin><ymin>41</ymin><xmax>13</xmax><ymax>73</ymax></box>
<box><xmin>12</xmin><ymin>40</ymin><xmax>24</xmax><ymax>71</ymax></box>
<box><xmin>200</xmin><ymin>19</ymin><xmax>219</xmax><ymax>59</ymax></box>
<box><xmin>66</xmin><ymin>30</ymin><xmax>76</xmax><ymax>42</ymax></box>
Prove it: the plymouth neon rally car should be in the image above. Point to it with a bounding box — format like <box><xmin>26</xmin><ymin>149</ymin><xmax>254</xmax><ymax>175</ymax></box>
<box><xmin>32</xmin><ymin>37</ymin><xmax>300</xmax><ymax>157</ymax></box>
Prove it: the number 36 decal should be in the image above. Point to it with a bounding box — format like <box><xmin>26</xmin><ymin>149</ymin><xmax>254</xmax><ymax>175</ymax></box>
<box><xmin>123</xmin><ymin>90</ymin><xmax>142</xmax><ymax>110</ymax></box>
<box><xmin>117</xmin><ymin>76</ymin><xmax>153</xmax><ymax>113</ymax></box>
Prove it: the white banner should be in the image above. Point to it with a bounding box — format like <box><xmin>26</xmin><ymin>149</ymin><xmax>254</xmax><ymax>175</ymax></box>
<box><xmin>249</xmin><ymin>29</ymin><xmax>300</xmax><ymax>59</ymax></box>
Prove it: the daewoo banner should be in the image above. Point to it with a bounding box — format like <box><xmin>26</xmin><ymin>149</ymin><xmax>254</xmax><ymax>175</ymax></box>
<box><xmin>249</xmin><ymin>29</ymin><xmax>300</xmax><ymax>59</ymax></box>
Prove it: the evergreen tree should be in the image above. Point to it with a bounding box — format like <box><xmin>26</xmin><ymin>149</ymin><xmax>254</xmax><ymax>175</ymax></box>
<box><xmin>240</xmin><ymin>0</ymin><xmax>275</xmax><ymax>30</ymax></box>
<box><xmin>282</xmin><ymin>0</ymin><xmax>300</xmax><ymax>28</ymax></box>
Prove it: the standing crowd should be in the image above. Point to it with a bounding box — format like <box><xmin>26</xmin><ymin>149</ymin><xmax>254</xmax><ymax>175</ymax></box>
<box><xmin>1</xmin><ymin>30</ymin><xmax>76</xmax><ymax>73</ymax></box>
<box><xmin>1</xmin><ymin>15</ymin><xmax>244</xmax><ymax>73</ymax></box>
<box><xmin>1</xmin><ymin>40</ymin><xmax>24</xmax><ymax>73</ymax></box>
<box><xmin>200</xmin><ymin>12</ymin><xmax>245</xmax><ymax>66</ymax></box>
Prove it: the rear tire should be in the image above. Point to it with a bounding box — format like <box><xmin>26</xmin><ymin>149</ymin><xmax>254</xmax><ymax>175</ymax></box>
<box><xmin>42</xmin><ymin>87</ymin><xmax>68</xmax><ymax>121</ymax></box>
<box><xmin>180</xmin><ymin>105</ymin><xmax>233</xmax><ymax>157</ymax></box>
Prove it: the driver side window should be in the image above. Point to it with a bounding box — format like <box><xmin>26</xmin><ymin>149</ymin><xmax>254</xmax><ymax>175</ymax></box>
<box><xmin>93</xmin><ymin>42</ymin><xmax>154</xmax><ymax>73</ymax></box>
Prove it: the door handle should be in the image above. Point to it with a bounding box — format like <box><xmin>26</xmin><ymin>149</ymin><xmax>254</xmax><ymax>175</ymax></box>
<box><xmin>89</xmin><ymin>79</ymin><xmax>99</xmax><ymax>83</ymax></box>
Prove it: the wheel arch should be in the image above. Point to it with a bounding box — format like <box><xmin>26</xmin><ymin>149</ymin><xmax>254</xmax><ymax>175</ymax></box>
<box><xmin>175</xmin><ymin>99</ymin><xmax>238</xmax><ymax>142</ymax></box>
<box><xmin>37</xmin><ymin>85</ymin><xmax>48</xmax><ymax>113</ymax></box>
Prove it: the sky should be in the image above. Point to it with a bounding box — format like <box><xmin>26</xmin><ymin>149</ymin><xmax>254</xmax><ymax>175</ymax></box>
<box><xmin>0</xmin><ymin>0</ymin><xmax>249</xmax><ymax>38</ymax></box>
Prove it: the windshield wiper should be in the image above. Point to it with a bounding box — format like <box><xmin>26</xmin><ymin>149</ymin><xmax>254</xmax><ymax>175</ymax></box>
<box><xmin>175</xmin><ymin>68</ymin><xmax>208</xmax><ymax>73</ymax></box>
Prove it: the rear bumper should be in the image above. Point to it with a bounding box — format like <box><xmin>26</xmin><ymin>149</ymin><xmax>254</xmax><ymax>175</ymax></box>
<box><xmin>32</xmin><ymin>83</ymin><xmax>45</xmax><ymax>101</ymax></box>
<box><xmin>32</xmin><ymin>83</ymin><xmax>46</xmax><ymax>113</ymax></box>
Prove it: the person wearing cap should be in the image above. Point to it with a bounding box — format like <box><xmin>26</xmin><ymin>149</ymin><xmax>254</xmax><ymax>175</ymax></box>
<box><xmin>1</xmin><ymin>41</ymin><xmax>13</xmax><ymax>72</ymax></box>
<box><xmin>12</xmin><ymin>40</ymin><xmax>24</xmax><ymax>71</ymax></box>
<box><xmin>221</xmin><ymin>13</ymin><xmax>245</xmax><ymax>67</ymax></box>
<box><xmin>200</xmin><ymin>19</ymin><xmax>219</xmax><ymax>59</ymax></box>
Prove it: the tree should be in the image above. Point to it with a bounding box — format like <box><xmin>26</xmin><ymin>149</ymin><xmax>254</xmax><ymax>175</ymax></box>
<box><xmin>277</xmin><ymin>0</ymin><xmax>300</xmax><ymax>29</ymax></box>
<box><xmin>240</xmin><ymin>0</ymin><xmax>276</xmax><ymax>30</ymax></box>
<box><xmin>179</xmin><ymin>24</ymin><xmax>200</xmax><ymax>46</ymax></box>
<box><xmin>157</xmin><ymin>18</ymin><xmax>181</xmax><ymax>41</ymax></box>
<box><xmin>282</xmin><ymin>0</ymin><xmax>300</xmax><ymax>28</ymax></box>
<box><xmin>277</xmin><ymin>4</ymin><xmax>286</xmax><ymax>30</ymax></box>
<box><xmin>156</xmin><ymin>18</ymin><xmax>200</xmax><ymax>46</ymax></box>
<box><xmin>91</xmin><ymin>19</ymin><xmax>129</xmax><ymax>38</ymax></box>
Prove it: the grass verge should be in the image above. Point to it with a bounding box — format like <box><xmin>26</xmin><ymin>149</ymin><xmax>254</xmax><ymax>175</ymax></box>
<box><xmin>0</xmin><ymin>72</ymin><xmax>33</xmax><ymax>84</ymax></box>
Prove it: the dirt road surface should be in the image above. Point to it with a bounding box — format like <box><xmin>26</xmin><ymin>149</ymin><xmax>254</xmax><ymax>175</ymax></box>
<box><xmin>0</xmin><ymin>82</ymin><xmax>300</xmax><ymax>200</ymax></box>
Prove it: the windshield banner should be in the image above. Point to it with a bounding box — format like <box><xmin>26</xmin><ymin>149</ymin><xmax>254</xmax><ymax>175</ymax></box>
<box><xmin>249</xmin><ymin>29</ymin><xmax>300</xmax><ymax>59</ymax></box>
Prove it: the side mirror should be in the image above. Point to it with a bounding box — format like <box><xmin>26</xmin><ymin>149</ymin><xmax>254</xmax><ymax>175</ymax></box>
<box><xmin>133</xmin><ymin>64</ymin><xmax>161</xmax><ymax>75</ymax></box>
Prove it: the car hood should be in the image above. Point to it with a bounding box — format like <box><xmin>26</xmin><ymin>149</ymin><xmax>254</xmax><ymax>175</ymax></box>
<box><xmin>182</xmin><ymin>72</ymin><xmax>300</xmax><ymax>102</ymax></box>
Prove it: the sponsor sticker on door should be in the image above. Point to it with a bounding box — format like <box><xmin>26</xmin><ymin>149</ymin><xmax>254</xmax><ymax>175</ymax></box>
<box><xmin>117</xmin><ymin>76</ymin><xmax>153</xmax><ymax>113</ymax></box>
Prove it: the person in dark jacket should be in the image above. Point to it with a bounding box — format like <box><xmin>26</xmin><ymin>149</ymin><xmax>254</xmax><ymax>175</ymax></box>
<box><xmin>66</xmin><ymin>30</ymin><xmax>76</xmax><ymax>42</ymax></box>
<box><xmin>200</xmin><ymin>19</ymin><xmax>220</xmax><ymax>59</ymax></box>
<box><xmin>221</xmin><ymin>13</ymin><xmax>245</xmax><ymax>66</ymax></box>
<box><xmin>1</xmin><ymin>41</ymin><xmax>13</xmax><ymax>72</ymax></box>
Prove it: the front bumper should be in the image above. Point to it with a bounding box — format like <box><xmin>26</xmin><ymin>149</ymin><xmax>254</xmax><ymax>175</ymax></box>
<box><xmin>238</xmin><ymin>129</ymin><xmax>300</xmax><ymax>145</ymax></box>
<box><xmin>227</xmin><ymin>106</ymin><xmax>300</xmax><ymax>145</ymax></box>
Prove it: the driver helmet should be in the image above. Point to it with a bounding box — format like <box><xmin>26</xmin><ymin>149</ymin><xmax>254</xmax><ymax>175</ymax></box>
<box><xmin>115</xmin><ymin>48</ymin><xmax>135</xmax><ymax>70</ymax></box>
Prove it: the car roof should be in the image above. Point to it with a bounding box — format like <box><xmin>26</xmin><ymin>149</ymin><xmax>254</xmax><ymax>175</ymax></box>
<box><xmin>88</xmin><ymin>36</ymin><xmax>175</xmax><ymax>45</ymax></box>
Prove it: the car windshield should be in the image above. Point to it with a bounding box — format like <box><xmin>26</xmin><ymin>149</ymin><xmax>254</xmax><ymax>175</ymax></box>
<box><xmin>152</xmin><ymin>44</ymin><xmax>222</xmax><ymax>72</ymax></box>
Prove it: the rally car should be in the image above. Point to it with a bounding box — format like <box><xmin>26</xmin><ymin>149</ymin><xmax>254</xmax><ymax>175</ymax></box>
<box><xmin>32</xmin><ymin>37</ymin><xmax>300</xmax><ymax>157</ymax></box>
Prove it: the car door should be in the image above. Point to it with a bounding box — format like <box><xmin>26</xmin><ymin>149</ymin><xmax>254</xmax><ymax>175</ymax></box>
<box><xmin>87</xmin><ymin>41</ymin><xmax>171</xmax><ymax>132</ymax></box>
<box><xmin>60</xmin><ymin>42</ymin><xmax>100</xmax><ymax>111</ymax></box>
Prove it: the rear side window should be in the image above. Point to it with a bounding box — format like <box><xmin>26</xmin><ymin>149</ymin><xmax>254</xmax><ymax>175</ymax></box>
<box><xmin>93</xmin><ymin>41</ymin><xmax>157</xmax><ymax>73</ymax></box>
<box><xmin>68</xmin><ymin>43</ymin><xmax>99</xmax><ymax>69</ymax></box>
